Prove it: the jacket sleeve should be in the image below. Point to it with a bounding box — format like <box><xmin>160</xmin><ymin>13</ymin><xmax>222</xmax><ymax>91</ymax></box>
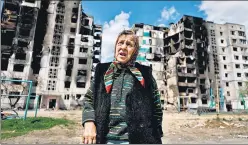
<box><xmin>82</xmin><ymin>79</ymin><xmax>95</xmax><ymax>126</ymax></box>
<box><xmin>151</xmin><ymin>76</ymin><xmax>163</xmax><ymax>136</ymax></box>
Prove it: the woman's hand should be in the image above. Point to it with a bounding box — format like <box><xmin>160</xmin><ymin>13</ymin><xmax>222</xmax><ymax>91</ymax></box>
<box><xmin>82</xmin><ymin>121</ymin><xmax>97</xmax><ymax>144</ymax></box>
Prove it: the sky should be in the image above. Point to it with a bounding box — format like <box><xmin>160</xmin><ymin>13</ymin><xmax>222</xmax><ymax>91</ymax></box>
<box><xmin>82</xmin><ymin>1</ymin><xmax>248</xmax><ymax>63</ymax></box>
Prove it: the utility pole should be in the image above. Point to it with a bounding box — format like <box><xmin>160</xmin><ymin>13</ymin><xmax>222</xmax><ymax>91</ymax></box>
<box><xmin>216</xmin><ymin>74</ymin><xmax>220</xmax><ymax>119</ymax></box>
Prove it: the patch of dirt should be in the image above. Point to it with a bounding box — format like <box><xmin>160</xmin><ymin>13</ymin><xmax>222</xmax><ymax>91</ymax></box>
<box><xmin>1</xmin><ymin>110</ymin><xmax>248</xmax><ymax>144</ymax></box>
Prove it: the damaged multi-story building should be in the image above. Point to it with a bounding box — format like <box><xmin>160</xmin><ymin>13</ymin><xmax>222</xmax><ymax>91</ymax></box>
<box><xmin>206</xmin><ymin>22</ymin><xmax>248</xmax><ymax>110</ymax></box>
<box><xmin>1</xmin><ymin>0</ymin><xmax>102</xmax><ymax>110</ymax></box>
<box><xmin>132</xmin><ymin>16</ymin><xmax>248</xmax><ymax>112</ymax></box>
<box><xmin>164</xmin><ymin>15</ymin><xmax>209</xmax><ymax>111</ymax></box>
<box><xmin>1</xmin><ymin>0</ymin><xmax>41</xmax><ymax>109</ymax></box>
<box><xmin>132</xmin><ymin>24</ymin><xmax>168</xmax><ymax>108</ymax></box>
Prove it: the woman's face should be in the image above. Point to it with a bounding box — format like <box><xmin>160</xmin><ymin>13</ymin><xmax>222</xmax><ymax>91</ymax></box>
<box><xmin>115</xmin><ymin>35</ymin><xmax>136</xmax><ymax>64</ymax></box>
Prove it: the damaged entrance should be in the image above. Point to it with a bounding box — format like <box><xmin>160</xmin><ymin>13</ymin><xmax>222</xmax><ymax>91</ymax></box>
<box><xmin>49</xmin><ymin>99</ymin><xmax>56</xmax><ymax>109</ymax></box>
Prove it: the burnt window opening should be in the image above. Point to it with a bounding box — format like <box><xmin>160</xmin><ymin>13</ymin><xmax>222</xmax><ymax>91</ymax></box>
<box><xmin>232</xmin><ymin>39</ymin><xmax>237</xmax><ymax>44</ymax></box>
<box><xmin>200</xmin><ymin>79</ymin><xmax>205</xmax><ymax>84</ymax></box>
<box><xmin>187</xmin><ymin>88</ymin><xmax>194</xmax><ymax>94</ymax></box>
<box><xmin>224</xmin><ymin>65</ymin><xmax>227</xmax><ymax>69</ymax></box>
<box><xmin>55</xmin><ymin>14</ymin><xmax>64</xmax><ymax>23</ymax></box>
<box><xmin>53</xmin><ymin>34</ymin><xmax>62</xmax><ymax>45</ymax></box>
<box><xmin>223</xmin><ymin>56</ymin><xmax>226</xmax><ymax>60</ymax></box>
<box><xmin>33</xmin><ymin>81</ymin><xmax>38</xmax><ymax>86</ymax></box>
<box><xmin>227</xmin><ymin>91</ymin><xmax>230</xmax><ymax>96</ymax></box>
<box><xmin>231</xmin><ymin>31</ymin><xmax>235</xmax><ymax>35</ymax></box>
<box><xmin>20</xmin><ymin>16</ymin><xmax>33</xmax><ymax>24</ymax></box>
<box><xmin>31</xmin><ymin>57</ymin><xmax>41</xmax><ymax>74</ymax></box>
<box><xmin>79</xmin><ymin>58</ymin><xmax>87</xmax><ymax>64</ymax></box>
<box><xmin>66</xmin><ymin>69</ymin><xmax>72</xmax><ymax>76</ymax></box>
<box><xmin>191</xmin><ymin>98</ymin><xmax>196</xmax><ymax>103</ymax></box>
<box><xmin>13</xmin><ymin>64</ymin><xmax>25</xmax><ymax>72</ymax></box>
<box><xmin>54</xmin><ymin>24</ymin><xmax>64</xmax><ymax>34</ymax></box>
<box><xmin>241</xmin><ymin>101</ymin><xmax>245</xmax><ymax>105</ymax></box>
<box><xmin>64</xmin><ymin>94</ymin><xmax>69</xmax><ymax>100</ymax></box>
<box><xmin>19</xmin><ymin>28</ymin><xmax>31</xmax><ymax>37</ymax></box>
<box><xmin>77</xmin><ymin>82</ymin><xmax>86</xmax><ymax>88</ymax></box>
<box><xmin>17</xmin><ymin>40</ymin><xmax>29</xmax><ymax>47</ymax></box>
<box><xmin>226</xmin><ymin>82</ymin><xmax>229</xmax><ymax>87</ymax></box>
<box><xmin>49</xmin><ymin>57</ymin><xmax>59</xmax><ymax>67</ymax></box>
<box><xmin>71</xmin><ymin>14</ymin><xmax>77</xmax><ymax>23</ymax></box>
<box><xmin>15</xmin><ymin>53</ymin><xmax>26</xmax><ymax>60</ymax></box>
<box><xmin>149</xmin><ymin>47</ymin><xmax>152</xmax><ymax>53</ymax></box>
<box><xmin>12</xmin><ymin>78</ymin><xmax>22</xmax><ymax>85</ymax></box>
<box><xmin>94</xmin><ymin>42</ymin><xmax>101</xmax><ymax>47</ymax></box>
<box><xmin>201</xmin><ymin>98</ymin><xmax>207</xmax><ymax>104</ymax></box>
<box><xmin>51</xmin><ymin>46</ymin><xmax>60</xmax><ymax>56</ymax></box>
<box><xmin>153</xmin><ymin>55</ymin><xmax>161</xmax><ymax>61</ymax></box>
<box><xmin>245</xmin><ymin>73</ymin><xmax>248</xmax><ymax>77</ymax></box>
<box><xmin>72</xmin><ymin>8</ymin><xmax>78</xmax><ymax>13</ymax></box>
<box><xmin>225</xmin><ymin>73</ymin><xmax>228</xmax><ymax>77</ymax></box>
<box><xmin>81</xmin><ymin>28</ymin><xmax>92</xmax><ymax>35</ymax></box>
<box><xmin>68</xmin><ymin>47</ymin><xmax>74</xmax><ymax>54</ymax></box>
<box><xmin>187</xmin><ymin>68</ymin><xmax>195</xmax><ymax>73</ymax></box>
<box><xmin>234</xmin><ymin>55</ymin><xmax>239</xmax><ymax>60</ymax></box>
<box><xmin>235</xmin><ymin>64</ymin><xmax>240</xmax><ymax>69</ymax></box>
<box><xmin>77</xmin><ymin>70</ymin><xmax>87</xmax><ymax>76</ymax></box>
<box><xmin>83</xmin><ymin>19</ymin><xmax>89</xmax><ymax>26</ymax></box>
<box><xmin>221</xmin><ymin>39</ymin><xmax>224</xmax><ymax>44</ymax></box>
<box><xmin>76</xmin><ymin>94</ymin><xmax>81</xmax><ymax>99</ymax></box>
<box><xmin>70</xmin><ymin>28</ymin><xmax>76</xmax><ymax>33</ymax></box>
<box><xmin>199</xmin><ymin>69</ymin><xmax>204</xmax><ymax>74</ymax></box>
<box><xmin>94</xmin><ymin>50</ymin><xmax>100</xmax><ymax>55</ymax></box>
<box><xmin>237</xmin><ymin>73</ymin><xmax>241</xmax><ymax>77</ymax></box>
<box><xmin>81</xmin><ymin>37</ymin><xmax>88</xmax><ymax>42</ymax></box>
<box><xmin>238</xmin><ymin>82</ymin><xmax>242</xmax><ymax>86</ymax></box>
<box><xmin>67</xmin><ymin>58</ymin><xmax>74</xmax><ymax>65</ymax></box>
<box><xmin>1</xmin><ymin>58</ymin><xmax>9</xmax><ymax>70</ymax></box>
<box><xmin>149</xmin><ymin>39</ymin><xmax>152</xmax><ymax>45</ymax></box>
<box><xmin>178</xmin><ymin>77</ymin><xmax>186</xmax><ymax>83</ymax></box>
<box><xmin>243</xmin><ymin>56</ymin><xmax>248</xmax><ymax>60</ymax></box>
<box><xmin>56</xmin><ymin>2</ymin><xmax>65</xmax><ymax>14</ymax></box>
<box><xmin>244</xmin><ymin>64</ymin><xmax>248</xmax><ymax>69</ymax></box>
<box><xmin>69</xmin><ymin>38</ymin><xmax>75</xmax><ymax>45</ymax></box>
<box><xmin>80</xmin><ymin>47</ymin><xmax>88</xmax><ymax>53</ymax></box>
<box><xmin>220</xmin><ymin>32</ymin><xmax>223</xmax><ymax>36</ymax></box>
<box><xmin>187</xmin><ymin>77</ymin><xmax>196</xmax><ymax>83</ymax></box>
<box><xmin>233</xmin><ymin>47</ymin><xmax>237</xmax><ymax>51</ymax></box>
<box><xmin>93</xmin><ymin>58</ymin><xmax>100</xmax><ymax>63</ymax></box>
<box><xmin>64</xmin><ymin>81</ymin><xmax>71</xmax><ymax>88</ymax></box>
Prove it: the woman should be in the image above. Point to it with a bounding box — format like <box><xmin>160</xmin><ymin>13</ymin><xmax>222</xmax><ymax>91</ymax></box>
<box><xmin>82</xmin><ymin>30</ymin><xmax>163</xmax><ymax>144</ymax></box>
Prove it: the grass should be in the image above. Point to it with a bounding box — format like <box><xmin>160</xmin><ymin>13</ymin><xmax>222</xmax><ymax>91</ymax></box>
<box><xmin>1</xmin><ymin>117</ymin><xmax>74</xmax><ymax>140</ymax></box>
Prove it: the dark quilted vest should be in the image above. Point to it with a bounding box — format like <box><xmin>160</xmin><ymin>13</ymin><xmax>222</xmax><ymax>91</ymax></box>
<box><xmin>93</xmin><ymin>62</ymin><xmax>162</xmax><ymax>144</ymax></box>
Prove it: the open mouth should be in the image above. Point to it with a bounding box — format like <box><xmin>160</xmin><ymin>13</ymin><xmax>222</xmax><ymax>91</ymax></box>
<box><xmin>119</xmin><ymin>52</ymin><xmax>127</xmax><ymax>57</ymax></box>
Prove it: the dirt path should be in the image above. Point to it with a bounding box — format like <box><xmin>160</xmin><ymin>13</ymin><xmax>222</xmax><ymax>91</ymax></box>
<box><xmin>1</xmin><ymin>110</ymin><xmax>248</xmax><ymax>144</ymax></box>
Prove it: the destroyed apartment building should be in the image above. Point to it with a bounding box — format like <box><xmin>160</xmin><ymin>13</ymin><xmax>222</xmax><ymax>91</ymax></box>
<box><xmin>133</xmin><ymin>15</ymin><xmax>248</xmax><ymax>111</ymax></box>
<box><xmin>132</xmin><ymin>24</ymin><xmax>168</xmax><ymax>108</ymax></box>
<box><xmin>1</xmin><ymin>0</ymin><xmax>41</xmax><ymax>109</ymax></box>
<box><xmin>164</xmin><ymin>16</ymin><xmax>209</xmax><ymax>111</ymax></box>
<box><xmin>1</xmin><ymin>0</ymin><xmax>102</xmax><ymax>110</ymax></box>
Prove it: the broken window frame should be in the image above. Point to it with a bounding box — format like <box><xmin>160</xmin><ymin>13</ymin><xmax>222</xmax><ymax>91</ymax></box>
<box><xmin>13</xmin><ymin>64</ymin><xmax>25</xmax><ymax>72</ymax></box>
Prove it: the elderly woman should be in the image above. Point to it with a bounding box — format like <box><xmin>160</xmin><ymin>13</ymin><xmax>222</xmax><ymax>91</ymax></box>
<box><xmin>82</xmin><ymin>30</ymin><xmax>163</xmax><ymax>144</ymax></box>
